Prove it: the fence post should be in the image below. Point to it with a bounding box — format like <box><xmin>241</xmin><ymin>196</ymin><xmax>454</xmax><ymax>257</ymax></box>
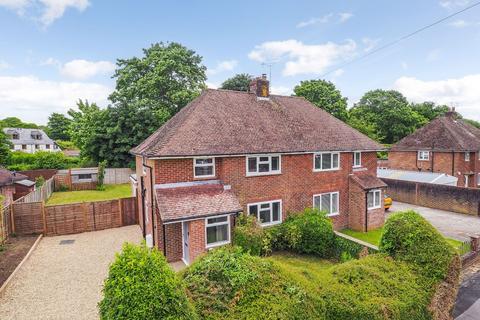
<box><xmin>82</xmin><ymin>202</ymin><xmax>89</xmax><ymax>232</ymax></box>
<box><xmin>41</xmin><ymin>201</ymin><xmax>47</xmax><ymax>235</ymax></box>
<box><xmin>118</xmin><ymin>199</ymin><xmax>123</xmax><ymax>226</ymax></box>
<box><xmin>10</xmin><ymin>204</ymin><xmax>15</xmax><ymax>234</ymax></box>
<box><xmin>470</xmin><ymin>235</ymin><xmax>480</xmax><ymax>252</ymax></box>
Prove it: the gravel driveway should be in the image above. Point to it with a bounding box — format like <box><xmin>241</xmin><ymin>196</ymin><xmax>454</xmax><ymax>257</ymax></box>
<box><xmin>389</xmin><ymin>202</ymin><xmax>480</xmax><ymax>241</ymax></box>
<box><xmin>0</xmin><ymin>225</ymin><xmax>142</xmax><ymax>320</ymax></box>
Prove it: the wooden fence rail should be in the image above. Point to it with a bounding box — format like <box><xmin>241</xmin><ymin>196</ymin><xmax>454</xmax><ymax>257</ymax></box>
<box><xmin>7</xmin><ymin>197</ymin><xmax>138</xmax><ymax>237</ymax></box>
<box><xmin>0</xmin><ymin>205</ymin><xmax>12</xmax><ymax>244</ymax></box>
<box><xmin>14</xmin><ymin>177</ymin><xmax>54</xmax><ymax>204</ymax></box>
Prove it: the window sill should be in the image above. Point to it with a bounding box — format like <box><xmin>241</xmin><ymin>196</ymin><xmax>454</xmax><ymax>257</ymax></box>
<box><xmin>206</xmin><ymin>240</ymin><xmax>231</xmax><ymax>249</ymax></box>
<box><xmin>260</xmin><ymin>221</ymin><xmax>282</xmax><ymax>228</ymax></box>
<box><xmin>327</xmin><ymin>213</ymin><xmax>340</xmax><ymax>217</ymax></box>
<box><xmin>367</xmin><ymin>206</ymin><xmax>382</xmax><ymax>211</ymax></box>
<box><xmin>246</xmin><ymin>172</ymin><xmax>282</xmax><ymax>177</ymax></box>
<box><xmin>417</xmin><ymin>159</ymin><xmax>429</xmax><ymax>162</ymax></box>
<box><xmin>193</xmin><ymin>175</ymin><xmax>216</xmax><ymax>180</ymax></box>
<box><xmin>313</xmin><ymin>168</ymin><xmax>340</xmax><ymax>173</ymax></box>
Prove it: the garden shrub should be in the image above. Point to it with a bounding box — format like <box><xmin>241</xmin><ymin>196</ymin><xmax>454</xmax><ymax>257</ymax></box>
<box><xmin>379</xmin><ymin>210</ymin><xmax>457</xmax><ymax>283</ymax></box>
<box><xmin>97</xmin><ymin>160</ymin><xmax>107</xmax><ymax>190</ymax></box>
<box><xmin>334</xmin><ymin>236</ymin><xmax>366</xmax><ymax>259</ymax></box>
<box><xmin>7</xmin><ymin>151</ymin><xmax>80</xmax><ymax>170</ymax></box>
<box><xmin>99</xmin><ymin>243</ymin><xmax>196</xmax><ymax>320</ymax></box>
<box><xmin>183</xmin><ymin>246</ymin><xmax>319</xmax><ymax>320</ymax></box>
<box><xmin>233</xmin><ymin>214</ymin><xmax>269</xmax><ymax>256</ymax></box>
<box><xmin>321</xmin><ymin>254</ymin><xmax>432</xmax><ymax>320</ymax></box>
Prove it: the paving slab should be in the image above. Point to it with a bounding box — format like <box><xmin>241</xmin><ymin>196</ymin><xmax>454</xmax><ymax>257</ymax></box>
<box><xmin>0</xmin><ymin>225</ymin><xmax>142</xmax><ymax>320</ymax></box>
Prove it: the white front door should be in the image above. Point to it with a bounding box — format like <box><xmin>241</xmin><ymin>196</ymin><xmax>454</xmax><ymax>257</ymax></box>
<box><xmin>465</xmin><ymin>175</ymin><xmax>469</xmax><ymax>188</ymax></box>
<box><xmin>182</xmin><ymin>222</ymin><xmax>190</xmax><ymax>264</ymax></box>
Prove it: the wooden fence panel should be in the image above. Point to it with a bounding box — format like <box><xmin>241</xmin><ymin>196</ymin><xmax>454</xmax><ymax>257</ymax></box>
<box><xmin>12</xmin><ymin>202</ymin><xmax>44</xmax><ymax>235</ymax></box>
<box><xmin>121</xmin><ymin>197</ymin><xmax>138</xmax><ymax>226</ymax></box>
<box><xmin>0</xmin><ymin>205</ymin><xmax>12</xmax><ymax>244</ymax></box>
<box><xmin>44</xmin><ymin>203</ymin><xmax>87</xmax><ymax>236</ymax></box>
<box><xmin>104</xmin><ymin>168</ymin><xmax>134</xmax><ymax>184</ymax></box>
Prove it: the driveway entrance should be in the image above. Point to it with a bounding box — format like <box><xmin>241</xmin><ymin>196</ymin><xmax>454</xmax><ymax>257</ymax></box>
<box><xmin>0</xmin><ymin>225</ymin><xmax>142</xmax><ymax>319</ymax></box>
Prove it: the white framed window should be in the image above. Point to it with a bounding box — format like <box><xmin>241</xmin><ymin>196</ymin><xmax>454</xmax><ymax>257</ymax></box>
<box><xmin>194</xmin><ymin>157</ymin><xmax>215</xmax><ymax>178</ymax></box>
<box><xmin>246</xmin><ymin>155</ymin><xmax>281</xmax><ymax>176</ymax></box>
<box><xmin>313</xmin><ymin>192</ymin><xmax>339</xmax><ymax>216</ymax></box>
<box><xmin>465</xmin><ymin>152</ymin><xmax>470</xmax><ymax>162</ymax></box>
<box><xmin>353</xmin><ymin>151</ymin><xmax>362</xmax><ymax>168</ymax></box>
<box><xmin>248</xmin><ymin>200</ymin><xmax>282</xmax><ymax>226</ymax></box>
<box><xmin>313</xmin><ymin>152</ymin><xmax>340</xmax><ymax>171</ymax></box>
<box><xmin>418</xmin><ymin>151</ymin><xmax>429</xmax><ymax>161</ymax></box>
<box><xmin>367</xmin><ymin>189</ymin><xmax>382</xmax><ymax>210</ymax></box>
<box><xmin>205</xmin><ymin>215</ymin><xmax>230</xmax><ymax>248</ymax></box>
<box><xmin>477</xmin><ymin>173</ymin><xmax>480</xmax><ymax>186</ymax></box>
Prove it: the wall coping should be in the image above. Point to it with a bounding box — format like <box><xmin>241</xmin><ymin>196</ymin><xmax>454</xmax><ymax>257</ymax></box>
<box><xmin>335</xmin><ymin>230</ymin><xmax>379</xmax><ymax>251</ymax></box>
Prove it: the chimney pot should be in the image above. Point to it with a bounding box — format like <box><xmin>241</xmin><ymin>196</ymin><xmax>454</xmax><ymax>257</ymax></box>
<box><xmin>249</xmin><ymin>75</ymin><xmax>270</xmax><ymax>99</ymax></box>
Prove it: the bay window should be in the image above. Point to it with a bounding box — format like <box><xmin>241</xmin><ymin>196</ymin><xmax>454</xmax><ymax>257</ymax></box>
<box><xmin>205</xmin><ymin>215</ymin><xmax>230</xmax><ymax>248</ymax></box>
<box><xmin>246</xmin><ymin>155</ymin><xmax>281</xmax><ymax>176</ymax></box>
<box><xmin>248</xmin><ymin>200</ymin><xmax>282</xmax><ymax>226</ymax></box>
<box><xmin>313</xmin><ymin>192</ymin><xmax>339</xmax><ymax>216</ymax></box>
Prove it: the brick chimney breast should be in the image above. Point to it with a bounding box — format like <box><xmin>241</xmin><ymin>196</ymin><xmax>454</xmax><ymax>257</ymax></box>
<box><xmin>249</xmin><ymin>74</ymin><xmax>270</xmax><ymax>99</ymax></box>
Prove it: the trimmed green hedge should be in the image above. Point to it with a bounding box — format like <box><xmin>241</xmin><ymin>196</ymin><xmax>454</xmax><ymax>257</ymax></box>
<box><xmin>379</xmin><ymin>210</ymin><xmax>457</xmax><ymax>283</ymax></box>
<box><xmin>183</xmin><ymin>246</ymin><xmax>319</xmax><ymax>320</ymax></box>
<box><xmin>99</xmin><ymin>243</ymin><xmax>196</xmax><ymax>320</ymax></box>
<box><xmin>233</xmin><ymin>214</ymin><xmax>269</xmax><ymax>256</ymax></box>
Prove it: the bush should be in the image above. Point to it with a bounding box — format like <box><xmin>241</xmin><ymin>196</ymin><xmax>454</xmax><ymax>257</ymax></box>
<box><xmin>379</xmin><ymin>210</ymin><xmax>457</xmax><ymax>283</ymax></box>
<box><xmin>233</xmin><ymin>214</ymin><xmax>269</xmax><ymax>256</ymax></box>
<box><xmin>99</xmin><ymin>243</ymin><xmax>196</xmax><ymax>320</ymax></box>
<box><xmin>183</xmin><ymin>246</ymin><xmax>317</xmax><ymax>319</ymax></box>
<box><xmin>272</xmin><ymin>208</ymin><xmax>336</xmax><ymax>258</ymax></box>
<box><xmin>35</xmin><ymin>176</ymin><xmax>45</xmax><ymax>188</ymax></box>
<box><xmin>97</xmin><ymin>160</ymin><xmax>107</xmax><ymax>190</ymax></box>
<box><xmin>7</xmin><ymin>151</ymin><xmax>81</xmax><ymax>170</ymax></box>
<box><xmin>321</xmin><ymin>254</ymin><xmax>431</xmax><ymax>320</ymax></box>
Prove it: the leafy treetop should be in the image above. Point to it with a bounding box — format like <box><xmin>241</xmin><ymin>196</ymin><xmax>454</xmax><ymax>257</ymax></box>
<box><xmin>220</xmin><ymin>73</ymin><xmax>253</xmax><ymax>92</ymax></box>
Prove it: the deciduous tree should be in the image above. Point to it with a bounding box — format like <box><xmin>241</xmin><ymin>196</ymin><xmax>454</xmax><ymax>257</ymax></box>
<box><xmin>47</xmin><ymin>112</ymin><xmax>72</xmax><ymax>141</ymax></box>
<box><xmin>220</xmin><ymin>73</ymin><xmax>253</xmax><ymax>91</ymax></box>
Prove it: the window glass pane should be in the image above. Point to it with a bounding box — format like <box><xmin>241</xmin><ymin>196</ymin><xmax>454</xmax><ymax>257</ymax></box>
<box><xmin>272</xmin><ymin>202</ymin><xmax>280</xmax><ymax>222</ymax></box>
<box><xmin>367</xmin><ymin>192</ymin><xmax>374</xmax><ymax>208</ymax></box>
<box><xmin>248</xmin><ymin>158</ymin><xmax>257</xmax><ymax>172</ymax></box>
<box><xmin>259</xmin><ymin>163</ymin><xmax>270</xmax><ymax>172</ymax></box>
<box><xmin>196</xmin><ymin>158</ymin><xmax>212</xmax><ymax>165</ymax></box>
<box><xmin>354</xmin><ymin>152</ymin><xmax>360</xmax><ymax>166</ymax></box>
<box><xmin>249</xmin><ymin>205</ymin><xmax>258</xmax><ymax>216</ymax></box>
<box><xmin>314</xmin><ymin>154</ymin><xmax>321</xmax><ymax>169</ymax></box>
<box><xmin>332</xmin><ymin>153</ymin><xmax>339</xmax><ymax>168</ymax></box>
<box><xmin>259</xmin><ymin>156</ymin><xmax>269</xmax><ymax>162</ymax></box>
<box><xmin>322</xmin><ymin>153</ymin><xmax>331</xmax><ymax>169</ymax></box>
<box><xmin>207</xmin><ymin>216</ymin><xmax>228</xmax><ymax>224</ymax></box>
<box><xmin>321</xmin><ymin>194</ymin><xmax>331</xmax><ymax>214</ymax></box>
<box><xmin>195</xmin><ymin>166</ymin><xmax>213</xmax><ymax>176</ymax></box>
<box><xmin>332</xmin><ymin>193</ymin><xmax>338</xmax><ymax>213</ymax></box>
<box><xmin>271</xmin><ymin>156</ymin><xmax>279</xmax><ymax>171</ymax></box>
<box><xmin>259</xmin><ymin>209</ymin><xmax>271</xmax><ymax>223</ymax></box>
<box><xmin>206</xmin><ymin>224</ymin><xmax>228</xmax><ymax>244</ymax></box>
<box><xmin>313</xmin><ymin>196</ymin><xmax>321</xmax><ymax>209</ymax></box>
<box><xmin>374</xmin><ymin>191</ymin><xmax>381</xmax><ymax>207</ymax></box>
<box><xmin>260</xmin><ymin>203</ymin><xmax>270</xmax><ymax>209</ymax></box>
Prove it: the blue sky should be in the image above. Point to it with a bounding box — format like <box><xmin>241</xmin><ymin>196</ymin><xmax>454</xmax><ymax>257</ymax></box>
<box><xmin>0</xmin><ymin>0</ymin><xmax>479</xmax><ymax>124</ymax></box>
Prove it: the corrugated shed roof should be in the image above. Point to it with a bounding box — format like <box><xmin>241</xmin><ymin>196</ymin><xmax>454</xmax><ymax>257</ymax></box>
<box><xmin>391</xmin><ymin>113</ymin><xmax>480</xmax><ymax>152</ymax></box>
<box><xmin>132</xmin><ymin>89</ymin><xmax>383</xmax><ymax>157</ymax></box>
<box><xmin>3</xmin><ymin>128</ymin><xmax>55</xmax><ymax>145</ymax></box>
<box><xmin>377</xmin><ymin>168</ymin><xmax>458</xmax><ymax>186</ymax></box>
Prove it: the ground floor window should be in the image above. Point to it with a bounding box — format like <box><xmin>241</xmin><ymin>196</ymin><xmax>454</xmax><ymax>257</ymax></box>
<box><xmin>367</xmin><ymin>189</ymin><xmax>381</xmax><ymax>209</ymax></box>
<box><xmin>248</xmin><ymin>200</ymin><xmax>282</xmax><ymax>226</ymax></box>
<box><xmin>205</xmin><ymin>215</ymin><xmax>230</xmax><ymax>248</ymax></box>
<box><xmin>313</xmin><ymin>192</ymin><xmax>339</xmax><ymax>216</ymax></box>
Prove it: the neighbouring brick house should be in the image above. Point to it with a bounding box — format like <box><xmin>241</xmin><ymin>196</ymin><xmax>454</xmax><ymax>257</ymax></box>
<box><xmin>0</xmin><ymin>168</ymin><xmax>29</xmax><ymax>206</ymax></box>
<box><xmin>388</xmin><ymin>110</ymin><xmax>480</xmax><ymax>188</ymax></box>
<box><xmin>131</xmin><ymin>75</ymin><xmax>386</xmax><ymax>264</ymax></box>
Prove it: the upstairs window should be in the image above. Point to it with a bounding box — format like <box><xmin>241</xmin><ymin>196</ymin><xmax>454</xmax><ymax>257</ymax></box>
<box><xmin>12</xmin><ymin>133</ymin><xmax>19</xmax><ymax>140</ymax></box>
<box><xmin>248</xmin><ymin>200</ymin><xmax>282</xmax><ymax>226</ymax></box>
<box><xmin>313</xmin><ymin>192</ymin><xmax>339</xmax><ymax>216</ymax></box>
<box><xmin>31</xmin><ymin>132</ymin><xmax>42</xmax><ymax>140</ymax></box>
<box><xmin>194</xmin><ymin>158</ymin><xmax>215</xmax><ymax>178</ymax></box>
<box><xmin>246</xmin><ymin>155</ymin><xmax>281</xmax><ymax>176</ymax></box>
<box><xmin>465</xmin><ymin>152</ymin><xmax>470</xmax><ymax>162</ymax></box>
<box><xmin>367</xmin><ymin>190</ymin><xmax>381</xmax><ymax>210</ymax></box>
<box><xmin>353</xmin><ymin>151</ymin><xmax>362</xmax><ymax>167</ymax></box>
<box><xmin>418</xmin><ymin>151</ymin><xmax>429</xmax><ymax>161</ymax></box>
<box><xmin>314</xmin><ymin>152</ymin><xmax>340</xmax><ymax>171</ymax></box>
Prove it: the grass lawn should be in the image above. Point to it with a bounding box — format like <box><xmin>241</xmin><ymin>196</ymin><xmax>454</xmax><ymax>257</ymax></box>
<box><xmin>266</xmin><ymin>252</ymin><xmax>335</xmax><ymax>292</ymax></box>
<box><xmin>46</xmin><ymin>184</ymin><xmax>132</xmax><ymax>206</ymax></box>
<box><xmin>341</xmin><ymin>227</ymin><xmax>468</xmax><ymax>254</ymax></box>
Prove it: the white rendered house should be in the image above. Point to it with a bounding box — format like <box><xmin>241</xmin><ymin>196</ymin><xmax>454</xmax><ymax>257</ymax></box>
<box><xmin>3</xmin><ymin>128</ymin><xmax>61</xmax><ymax>153</ymax></box>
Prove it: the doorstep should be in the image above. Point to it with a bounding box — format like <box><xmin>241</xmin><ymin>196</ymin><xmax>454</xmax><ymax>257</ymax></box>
<box><xmin>169</xmin><ymin>260</ymin><xmax>187</xmax><ymax>272</ymax></box>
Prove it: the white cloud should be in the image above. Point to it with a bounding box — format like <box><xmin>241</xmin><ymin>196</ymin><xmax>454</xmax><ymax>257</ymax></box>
<box><xmin>0</xmin><ymin>75</ymin><xmax>111</xmax><ymax>124</ymax></box>
<box><xmin>362</xmin><ymin>37</ymin><xmax>381</xmax><ymax>52</ymax></box>
<box><xmin>271</xmin><ymin>86</ymin><xmax>292</xmax><ymax>96</ymax></box>
<box><xmin>0</xmin><ymin>0</ymin><xmax>90</xmax><ymax>26</ymax></box>
<box><xmin>40</xmin><ymin>57</ymin><xmax>61</xmax><ymax>67</ymax></box>
<box><xmin>439</xmin><ymin>0</ymin><xmax>471</xmax><ymax>9</ymax></box>
<box><xmin>449</xmin><ymin>19</ymin><xmax>468</xmax><ymax>27</ymax></box>
<box><xmin>60</xmin><ymin>59</ymin><xmax>115</xmax><ymax>80</ymax></box>
<box><xmin>338</xmin><ymin>12</ymin><xmax>353</xmax><ymax>23</ymax></box>
<box><xmin>393</xmin><ymin>74</ymin><xmax>480</xmax><ymax>121</ymax></box>
<box><xmin>206</xmin><ymin>60</ymin><xmax>238</xmax><ymax>76</ymax></box>
<box><xmin>331</xmin><ymin>68</ymin><xmax>344</xmax><ymax>77</ymax></box>
<box><xmin>205</xmin><ymin>81</ymin><xmax>219</xmax><ymax>89</ymax></box>
<box><xmin>296</xmin><ymin>13</ymin><xmax>333</xmax><ymax>28</ymax></box>
<box><xmin>248</xmin><ymin>39</ymin><xmax>356</xmax><ymax>76</ymax></box>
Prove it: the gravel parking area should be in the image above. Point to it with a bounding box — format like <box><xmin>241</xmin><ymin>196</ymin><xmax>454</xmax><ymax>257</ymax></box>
<box><xmin>0</xmin><ymin>225</ymin><xmax>142</xmax><ymax>320</ymax></box>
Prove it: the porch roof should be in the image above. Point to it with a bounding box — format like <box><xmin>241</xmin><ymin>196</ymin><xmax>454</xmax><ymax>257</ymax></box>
<box><xmin>155</xmin><ymin>182</ymin><xmax>242</xmax><ymax>223</ymax></box>
<box><xmin>350</xmin><ymin>174</ymin><xmax>387</xmax><ymax>190</ymax></box>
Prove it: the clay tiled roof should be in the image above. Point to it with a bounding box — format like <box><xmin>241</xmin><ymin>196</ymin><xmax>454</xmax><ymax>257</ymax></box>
<box><xmin>132</xmin><ymin>89</ymin><xmax>383</xmax><ymax>157</ymax></box>
<box><xmin>350</xmin><ymin>174</ymin><xmax>387</xmax><ymax>190</ymax></box>
<box><xmin>155</xmin><ymin>182</ymin><xmax>242</xmax><ymax>222</ymax></box>
<box><xmin>391</xmin><ymin>113</ymin><xmax>480</xmax><ymax>152</ymax></box>
<box><xmin>0</xmin><ymin>169</ymin><xmax>27</xmax><ymax>187</ymax></box>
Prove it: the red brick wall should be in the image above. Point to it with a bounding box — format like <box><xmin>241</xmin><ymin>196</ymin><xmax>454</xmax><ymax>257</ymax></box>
<box><xmin>189</xmin><ymin>219</ymin><xmax>206</xmax><ymax>262</ymax></box>
<box><xmin>389</xmin><ymin>151</ymin><xmax>480</xmax><ymax>188</ymax></box>
<box><xmin>348</xmin><ymin>179</ymin><xmax>385</xmax><ymax>232</ymax></box>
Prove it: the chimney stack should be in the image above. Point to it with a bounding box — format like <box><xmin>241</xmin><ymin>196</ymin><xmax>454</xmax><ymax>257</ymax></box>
<box><xmin>249</xmin><ymin>74</ymin><xmax>270</xmax><ymax>99</ymax></box>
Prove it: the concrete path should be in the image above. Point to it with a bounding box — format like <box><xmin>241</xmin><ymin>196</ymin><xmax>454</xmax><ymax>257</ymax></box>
<box><xmin>0</xmin><ymin>225</ymin><xmax>142</xmax><ymax>320</ymax></box>
<box><xmin>389</xmin><ymin>202</ymin><xmax>480</xmax><ymax>241</ymax></box>
<box><xmin>455</xmin><ymin>271</ymin><xmax>480</xmax><ymax>319</ymax></box>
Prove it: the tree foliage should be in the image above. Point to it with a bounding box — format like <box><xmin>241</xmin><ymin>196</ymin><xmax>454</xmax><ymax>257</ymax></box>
<box><xmin>220</xmin><ymin>73</ymin><xmax>253</xmax><ymax>91</ymax></box>
<box><xmin>0</xmin><ymin>131</ymin><xmax>12</xmax><ymax>166</ymax></box>
<box><xmin>46</xmin><ymin>113</ymin><xmax>72</xmax><ymax>141</ymax></box>
<box><xmin>0</xmin><ymin>117</ymin><xmax>39</xmax><ymax>129</ymax></box>
<box><xmin>294</xmin><ymin>80</ymin><xmax>349</xmax><ymax>121</ymax></box>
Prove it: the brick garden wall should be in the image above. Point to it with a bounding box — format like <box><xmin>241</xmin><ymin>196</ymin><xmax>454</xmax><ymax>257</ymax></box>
<box><xmin>383</xmin><ymin>178</ymin><xmax>480</xmax><ymax>216</ymax></box>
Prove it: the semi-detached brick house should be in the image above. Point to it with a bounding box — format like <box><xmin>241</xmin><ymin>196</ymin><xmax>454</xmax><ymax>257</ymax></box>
<box><xmin>388</xmin><ymin>110</ymin><xmax>480</xmax><ymax>188</ymax></box>
<box><xmin>131</xmin><ymin>76</ymin><xmax>387</xmax><ymax>264</ymax></box>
